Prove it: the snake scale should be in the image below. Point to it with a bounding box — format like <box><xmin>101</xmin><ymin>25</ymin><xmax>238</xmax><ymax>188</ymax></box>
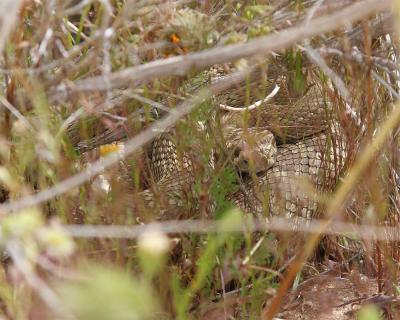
<box><xmin>218</xmin><ymin>70</ymin><xmax>348</xmax><ymax>220</ymax></box>
<box><xmin>152</xmin><ymin>68</ymin><xmax>346</xmax><ymax>219</ymax></box>
<box><xmin>70</xmin><ymin>61</ymin><xmax>348</xmax><ymax>221</ymax></box>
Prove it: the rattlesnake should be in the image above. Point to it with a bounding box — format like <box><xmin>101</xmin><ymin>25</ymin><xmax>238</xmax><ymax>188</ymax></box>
<box><xmin>151</xmin><ymin>69</ymin><xmax>347</xmax><ymax>220</ymax></box>
<box><xmin>67</xmin><ymin>5</ymin><xmax>396</xmax><ymax>221</ymax></box>
<box><xmin>70</xmin><ymin>63</ymin><xmax>348</xmax><ymax>220</ymax></box>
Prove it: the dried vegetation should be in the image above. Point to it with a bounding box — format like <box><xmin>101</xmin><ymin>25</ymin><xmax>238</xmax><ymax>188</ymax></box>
<box><xmin>0</xmin><ymin>0</ymin><xmax>398</xmax><ymax>319</ymax></box>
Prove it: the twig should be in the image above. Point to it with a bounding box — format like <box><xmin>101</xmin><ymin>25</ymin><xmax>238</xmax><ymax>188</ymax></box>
<box><xmin>242</xmin><ymin>236</ymin><xmax>266</xmax><ymax>265</ymax></box>
<box><xmin>63</xmin><ymin>20</ymin><xmax>89</xmax><ymax>41</ymax></box>
<box><xmin>62</xmin><ymin>217</ymin><xmax>400</xmax><ymax>242</ymax></box>
<box><xmin>301</xmin><ymin>3</ymin><xmax>357</xmax><ymax>121</ymax></box>
<box><xmin>319</xmin><ymin>47</ymin><xmax>400</xmax><ymax>73</ymax></box>
<box><xmin>372</xmin><ymin>70</ymin><xmax>400</xmax><ymax>99</ymax></box>
<box><xmin>301</xmin><ymin>43</ymin><xmax>363</xmax><ymax>128</ymax></box>
<box><xmin>301</xmin><ymin>44</ymin><xmax>350</xmax><ymax>102</ymax></box>
<box><xmin>0</xmin><ymin>95</ymin><xmax>35</xmax><ymax>132</ymax></box>
<box><xmin>246</xmin><ymin>265</ymin><xmax>284</xmax><ymax>280</ymax></box>
<box><xmin>128</xmin><ymin>93</ymin><xmax>173</xmax><ymax>114</ymax></box>
<box><xmin>51</xmin><ymin>0</ymin><xmax>392</xmax><ymax>97</ymax></box>
<box><xmin>304</xmin><ymin>0</ymin><xmax>326</xmax><ymax>23</ymax></box>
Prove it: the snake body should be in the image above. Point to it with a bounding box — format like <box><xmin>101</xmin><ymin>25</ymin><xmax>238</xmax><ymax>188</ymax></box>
<box><xmin>217</xmin><ymin>73</ymin><xmax>347</xmax><ymax>219</ymax></box>
<box><xmin>71</xmin><ymin>63</ymin><xmax>348</xmax><ymax>220</ymax></box>
<box><xmin>229</xmin><ymin>131</ymin><xmax>346</xmax><ymax>220</ymax></box>
<box><xmin>133</xmin><ymin>67</ymin><xmax>348</xmax><ymax>219</ymax></box>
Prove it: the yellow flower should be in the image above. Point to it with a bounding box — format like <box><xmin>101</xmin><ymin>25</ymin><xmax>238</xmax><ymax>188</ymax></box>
<box><xmin>99</xmin><ymin>143</ymin><xmax>123</xmax><ymax>157</ymax></box>
<box><xmin>169</xmin><ymin>33</ymin><xmax>181</xmax><ymax>44</ymax></box>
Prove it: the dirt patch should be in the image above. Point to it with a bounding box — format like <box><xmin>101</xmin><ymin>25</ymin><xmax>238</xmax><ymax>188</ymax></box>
<box><xmin>274</xmin><ymin>273</ymin><xmax>382</xmax><ymax>320</ymax></box>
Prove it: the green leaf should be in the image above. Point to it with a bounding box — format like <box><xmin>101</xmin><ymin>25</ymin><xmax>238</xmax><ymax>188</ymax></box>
<box><xmin>357</xmin><ymin>305</ymin><xmax>383</xmax><ymax>320</ymax></box>
<box><xmin>209</xmin><ymin>166</ymin><xmax>238</xmax><ymax>217</ymax></box>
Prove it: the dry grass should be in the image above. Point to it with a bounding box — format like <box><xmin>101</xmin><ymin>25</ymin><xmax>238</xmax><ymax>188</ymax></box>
<box><xmin>0</xmin><ymin>1</ymin><xmax>398</xmax><ymax>319</ymax></box>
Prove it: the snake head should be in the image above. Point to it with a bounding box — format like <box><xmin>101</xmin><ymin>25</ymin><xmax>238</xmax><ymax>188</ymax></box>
<box><xmin>228</xmin><ymin>128</ymin><xmax>277</xmax><ymax>173</ymax></box>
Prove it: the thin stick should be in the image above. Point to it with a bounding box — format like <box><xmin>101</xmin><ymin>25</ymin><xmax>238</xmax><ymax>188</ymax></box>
<box><xmin>0</xmin><ymin>95</ymin><xmax>35</xmax><ymax>132</ymax></box>
<box><xmin>63</xmin><ymin>217</ymin><xmax>400</xmax><ymax>242</ymax></box>
<box><xmin>51</xmin><ymin>0</ymin><xmax>391</xmax><ymax>96</ymax></box>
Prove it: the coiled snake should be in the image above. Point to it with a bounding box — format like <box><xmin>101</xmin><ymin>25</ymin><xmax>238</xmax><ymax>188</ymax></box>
<box><xmin>72</xmin><ymin>64</ymin><xmax>348</xmax><ymax>221</ymax></box>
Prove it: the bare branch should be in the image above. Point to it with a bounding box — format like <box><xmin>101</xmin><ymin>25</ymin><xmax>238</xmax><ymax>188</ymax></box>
<box><xmin>0</xmin><ymin>95</ymin><xmax>35</xmax><ymax>132</ymax></box>
<box><xmin>51</xmin><ymin>0</ymin><xmax>392</xmax><ymax>97</ymax></box>
<box><xmin>63</xmin><ymin>216</ymin><xmax>400</xmax><ymax>242</ymax></box>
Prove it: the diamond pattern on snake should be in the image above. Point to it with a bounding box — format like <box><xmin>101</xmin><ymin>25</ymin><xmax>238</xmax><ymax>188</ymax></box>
<box><xmin>137</xmin><ymin>66</ymin><xmax>347</xmax><ymax>219</ymax></box>
<box><xmin>73</xmin><ymin>63</ymin><xmax>348</xmax><ymax>220</ymax></box>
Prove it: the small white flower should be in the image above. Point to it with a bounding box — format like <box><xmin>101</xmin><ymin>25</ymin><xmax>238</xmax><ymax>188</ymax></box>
<box><xmin>138</xmin><ymin>230</ymin><xmax>170</xmax><ymax>255</ymax></box>
<box><xmin>37</xmin><ymin>225</ymin><xmax>75</xmax><ymax>258</ymax></box>
<box><xmin>104</xmin><ymin>27</ymin><xmax>114</xmax><ymax>39</ymax></box>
